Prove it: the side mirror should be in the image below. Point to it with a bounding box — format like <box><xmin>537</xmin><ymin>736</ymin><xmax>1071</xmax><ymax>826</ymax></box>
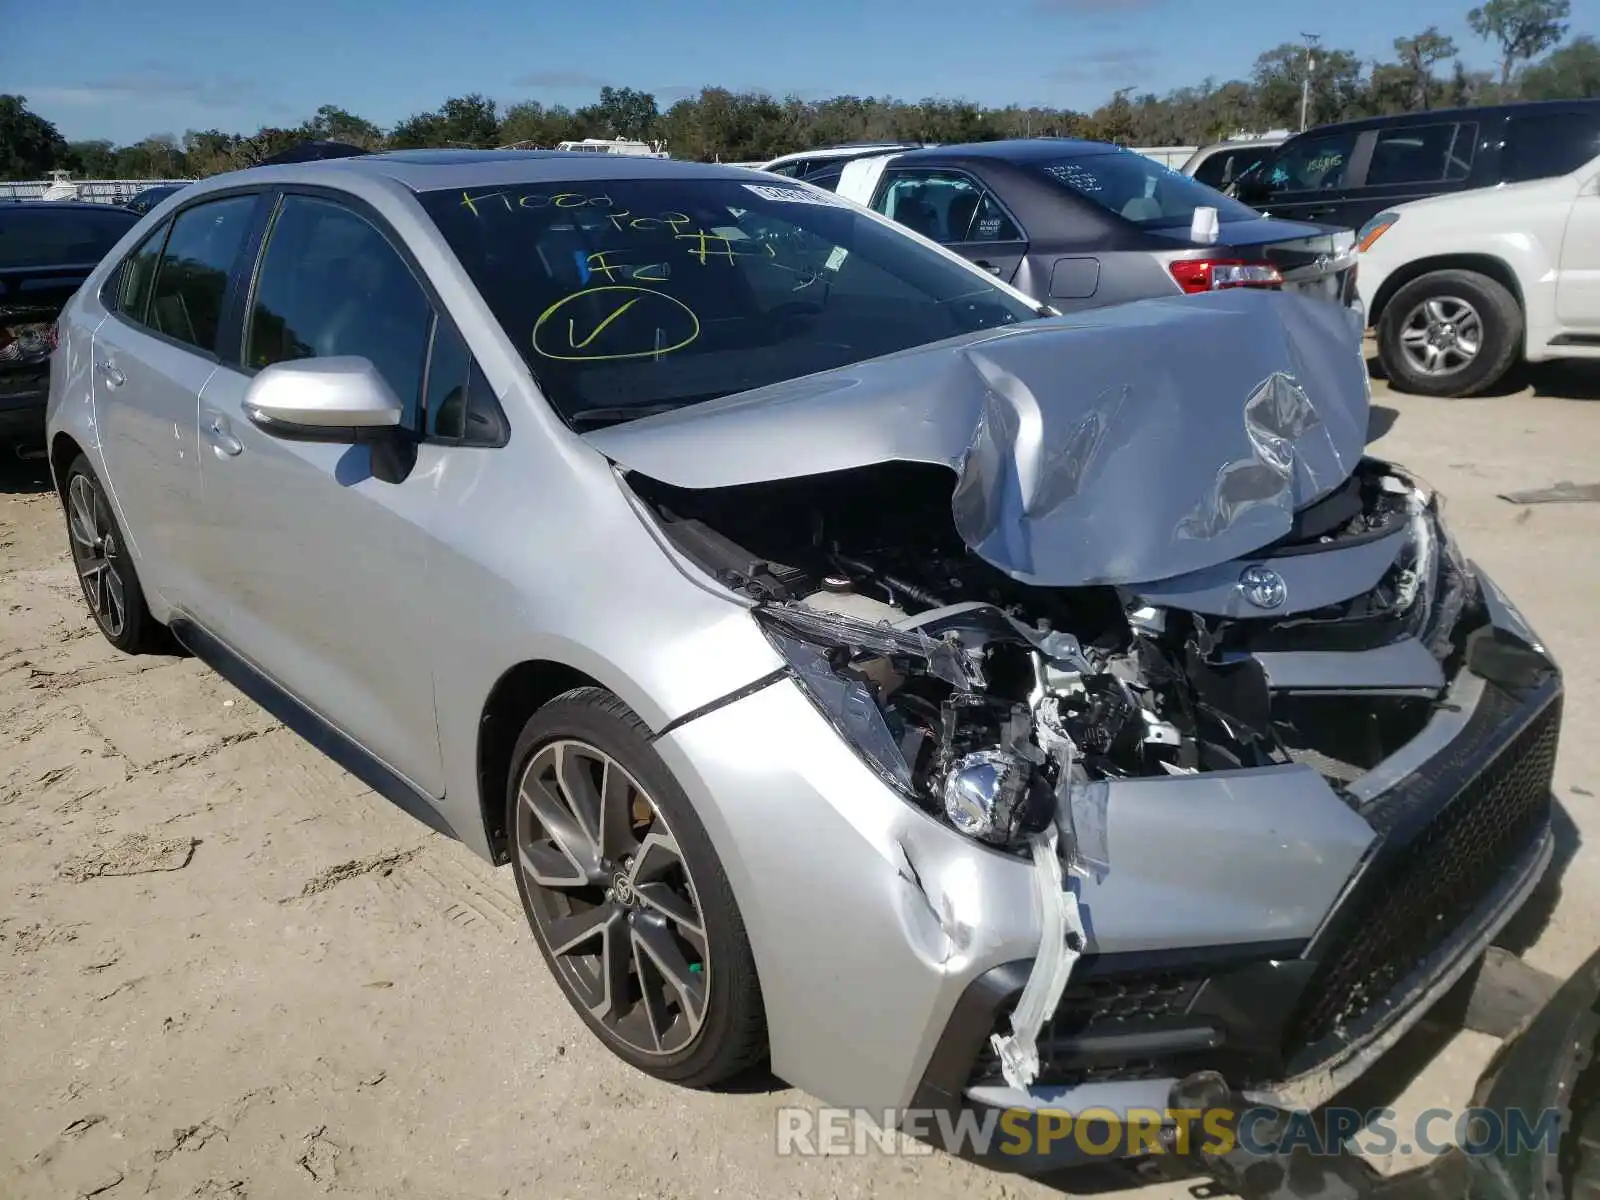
<box><xmin>244</xmin><ymin>356</ymin><xmax>403</xmax><ymax>438</ymax></box>
<box><xmin>244</xmin><ymin>356</ymin><xmax>416</xmax><ymax>484</ymax></box>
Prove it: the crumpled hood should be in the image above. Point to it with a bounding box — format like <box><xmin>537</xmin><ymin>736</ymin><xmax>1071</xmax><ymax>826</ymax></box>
<box><xmin>584</xmin><ymin>289</ymin><xmax>1370</xmax><ymax>587</ymax></box>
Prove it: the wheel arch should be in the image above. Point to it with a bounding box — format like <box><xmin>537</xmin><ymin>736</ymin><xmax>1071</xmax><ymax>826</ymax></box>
<box><xmin>49</xmin><ymin>431</ymin><xmax>85</xmax><ymax>502</ymax></box>
<box><xmin>476</xmin><ymin>659</ymin><xmax>612</xmax><ymax>863</ymax></box>
<box><xmin>1369</xmin><ymin>254</ymin><xmax>1525</xmax><ymax>329</ymax></box>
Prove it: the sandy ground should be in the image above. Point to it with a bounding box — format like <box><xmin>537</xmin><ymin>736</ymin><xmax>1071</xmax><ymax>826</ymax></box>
<box><xmin>3</xmin><ymin>363</ymin><xmax>1599</xmax><ymax>1200</ymax></box>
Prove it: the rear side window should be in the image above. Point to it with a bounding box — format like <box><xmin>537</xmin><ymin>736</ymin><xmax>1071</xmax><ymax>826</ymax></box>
<box><xmin>115</xmin><ymin>224</ymin><xmax>169</xmax><ymax>323</ymax></box>
<box><xmin>1501</xmin><ymin>112</ymin><xmax>1600</xmax><ymax>182</ymax></box>
<box><xmin>147</xmin><ymin>195</ymin><xmax>258</xmax><ymax>352</ymax></box>
<box><xmin>0</xmin><ymin>207</ymin><xmax>139</xmax><ymax>270</ymax></box>
<box><xmin>245</xmin><ymin>195</ymin><xmax>433</xmax><ymax>424</ymax></box>
<box><xmin>876</xmin><ymin>170</ymin><xmax>1023</xmax><ymax>243</ymax></box>
<box><xmin>1265</xmin><ymin>131</ymin><xmax>1359</xmax><ymax>192</ymax></box>
<box><xmin>1365</xmin><ymin>122</ymin><xmax>1478</xmax><ymax>185</ymax></box>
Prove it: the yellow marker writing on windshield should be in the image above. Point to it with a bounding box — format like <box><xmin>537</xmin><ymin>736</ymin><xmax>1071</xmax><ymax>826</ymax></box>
<box><xmin>566</xmin><ymin>296</ymin><xmax>640</xmax><ymax>349</ymax></box>
<box><xmin>532</xmin><ymin>286</ymin><xmax>700</xmax><ymax>362</ymax></box>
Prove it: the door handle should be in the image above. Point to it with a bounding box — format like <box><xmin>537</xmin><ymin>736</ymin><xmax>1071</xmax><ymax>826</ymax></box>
<box><xmin>205</xmin><ymin>415</ymin><xmax>243</xmax><ymax>457</ymax></box>
<box><xmin>96</xmin><ymin>359</ymin><xmax>125</xmax><ymax>388</ymax></box>
<box><xmin>974</xmin><ymin>260</ymin><xmax>1003</xmax><ymax>275</ymax></box>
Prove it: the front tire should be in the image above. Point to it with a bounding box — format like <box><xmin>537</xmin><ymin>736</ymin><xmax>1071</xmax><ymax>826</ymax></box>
<box><xmin>62</xmin><ymin>456</ymin><xmax>164</xmax><ymax>653</ymax></box>
<box><xmin>506</xmin><ymin>687</ymin><xmax>767</xmax><ymax>1086</ymax></box>
<box><xmin>1377</xmin><ymin>269</ymin><xmax>1522</xmax><ymax>398</ymax></box>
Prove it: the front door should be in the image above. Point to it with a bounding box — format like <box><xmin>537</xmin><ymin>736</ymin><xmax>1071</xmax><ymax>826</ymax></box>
<box><xmin>1251</xmin><ymin>127</ymin><xmax>1368</xmax><ymax>228</ymax></box>
<box><xmin>1556</xmin><ymin>173</ymin><xmax>1600</xmax><ymax>333</ymax></box>
<box><xmin>92</xmin><ymin>194</ymin><xmax>260</xmax><ymax>614</ymax></box>
<box><xmin>193</xmin><ymin>192</ymin><xmax>446</xmax><ymax>797</ymax></box>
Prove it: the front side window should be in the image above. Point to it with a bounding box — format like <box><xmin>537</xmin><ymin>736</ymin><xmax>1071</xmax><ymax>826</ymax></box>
<box><xmin>1192</xmin><ymin>146</ymin><xmax>1276</xmax><ymax>190</ymax></box>
<box><xmin>147</xmin><ymin>195</ymin><xmax>257</xmax><ymax>352</ymax></box>
<box><xmin>1501</xmin><ymin>112</ymin><xmax>1600</xmax><ymax>182</ymax></box>
<box><xmin>417</xmin><ymin>178</ymin><xmax>1038</xmax><ymax>427</ymax></box>
<box><xmin>1366</xmin><ymin>123</ymin><xmax>1477</xmax><ymax>186</ymax></box>
<box><xmin>1263</xmin><ymin>131</ymin><xmax>1360</xmax><ymax>192</ymax></box>
<box><xmin>875</xmin><ymin>170</ymin><xmax>1022</xmax><ymax>243</ymax></box>
<box><xmin>0</xmin><ymin>207</ymin><xmax>139</xmax><ymax>270</ymax></box>
<box><xmin>1032</xmin><ymin>149</ymin><xmax>1259</xmax><ymax>227</ymax></box>
<box><xmin>246</xmin><ymin>195</ymin><xmax>433</xmax><ymax>423</ymax></box>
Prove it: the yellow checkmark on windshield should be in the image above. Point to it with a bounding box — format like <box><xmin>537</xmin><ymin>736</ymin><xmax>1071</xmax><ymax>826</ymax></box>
<box><xmin>568</xmin><ymin>296</ymin><xmax>641</xmax><ymax>349</ymax></box>
<box><xmin>533</xmin><ymin>285</ymin><xmax>700</xmax><ymax>362</ymax></box>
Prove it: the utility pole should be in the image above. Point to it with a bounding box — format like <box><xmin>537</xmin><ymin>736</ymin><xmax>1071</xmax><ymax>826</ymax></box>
<box><xmin>1299</xmin><ymin>33</ymin><xmax>1321</xmax><ymax>132</ymax></box>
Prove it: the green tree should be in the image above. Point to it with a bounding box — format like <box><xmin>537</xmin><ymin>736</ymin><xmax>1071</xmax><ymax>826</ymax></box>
<box><xmin>387</xmin><ymin>110</ymin><xmax>444</xmax><ymax>149</ymax></box>
<box><xmin>112</xmin><ymin>134</ymin><xmax>185</xmax><ymax>179</ymax></box>
<box><xmin>0</xmin><ymin>94</ymin><xmax>68</xmax><ymax>180</ymax></box>
<box><xmin>1468</xmin><ymin>0</ymin><xmax>1571</xmax><ymax>85</ymax></box>
<box><xmin>301</xmin><ymin>104</ymin><xmax>385</xmax><ymax>149</ymax></box>
<box><xmin>234</xmin><ymin>127</ymin><xmax>306</xmax><ymax>166</ymax></box>
<box><xmin>584</xmin><ymin>86</ymin><xmax>659</xmax><ymax>141</ymax></box>
<box><xmin>1251</xmin><ymin>43</ymin><xmax>1365</xmax><ymax>129</ymax></box>
<box><xmin>437</xmin><ymin>94</ymin><xmax>499</xmax><ymax>146</ymax></box>
<box><xmin>390</xmin><ymin>94</ymin><xmax>499</xmax><ymax>148</ymax></box>
<box><xmin>183</xmin><ymin>129</ymin><xmax>240</xmax><ymax>176</ymax></box>
<box><xmin>1394</xmin><ymin>27</ymin><xmax>1459</xmax><ymax>108</ymax></box>
<box><xmin>1519</xmin><ymin>34</ymin><xmax>1600</xmax><ymax>97</ymax></box>
<box><xmin>65</xmin><ymin>139</ymin><xmax>118</xmax><ymax>178</ymax></box>
<box><xmin>500</xmin><ymin>100</ymin><xmax>583</xmax><ymax>148</ymax></box>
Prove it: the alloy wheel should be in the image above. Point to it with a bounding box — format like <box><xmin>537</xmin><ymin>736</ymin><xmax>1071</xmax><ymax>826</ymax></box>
<box><xmin>1398</xmin><ymin>295</ymin><xmax>1483</xmax><ymax>377</ymax></box>
<box><xmin>514</xmin><ymin>739</ymin><xmax>709</xmax><ymax>1057</ymax></box>
<box><xmin>67</xmin><ymin>474</ymin><xmax>127</xmax><ymax>639</ymax></box>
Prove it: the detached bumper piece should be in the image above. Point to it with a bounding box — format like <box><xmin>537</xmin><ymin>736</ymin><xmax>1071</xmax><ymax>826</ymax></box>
<box><xmin>912</xmin><ymin>655</ymin><xmax>1562</xmax><ymax>1171</ymax></box>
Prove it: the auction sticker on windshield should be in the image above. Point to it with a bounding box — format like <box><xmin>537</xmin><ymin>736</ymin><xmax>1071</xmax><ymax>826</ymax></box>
<box><xmin>742</xmin><ymin>183</ymin><xmax>850</xmax><ymax>207</ymax></box>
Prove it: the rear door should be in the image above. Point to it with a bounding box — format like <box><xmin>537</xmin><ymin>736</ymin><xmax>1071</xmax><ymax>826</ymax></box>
<box><xmin>91</xmin><ymin>193</ymin><xmax>262</xmax><ymax>614</ymax></box>
<box><xmin>869</xmin><ymin>167</ymin><xmax>1029</xmax><ymax>282</ymax></box>
<box><xmin>1353</xmin><ymin>119</ymin><xmax>1481</xmax><ymax>218</ymax></box>
<box><xmin>192</xmin><ymin>190</ymin><xmax>447</xmax><ymax>797</ymax></box>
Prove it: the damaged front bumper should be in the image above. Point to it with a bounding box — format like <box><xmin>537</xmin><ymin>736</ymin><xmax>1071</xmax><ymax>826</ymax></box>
<box><xmin>653</xmin><ymin>559</ymin><xmax>1560</xmax><ymax>1171</ymax></box>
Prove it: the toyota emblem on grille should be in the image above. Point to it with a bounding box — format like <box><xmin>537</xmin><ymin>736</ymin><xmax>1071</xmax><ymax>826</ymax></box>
<box><xmin>1239</xmin><ymin>565</ymin><xmax>1288</xmax><ymax>610</ymax></box>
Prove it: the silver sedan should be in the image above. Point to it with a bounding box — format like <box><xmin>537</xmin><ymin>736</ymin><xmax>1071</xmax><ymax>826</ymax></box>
<box><xmin>46</xmin><ymin>151</ymin><xmax>1562</xmax><ymax>1169</ymax></box>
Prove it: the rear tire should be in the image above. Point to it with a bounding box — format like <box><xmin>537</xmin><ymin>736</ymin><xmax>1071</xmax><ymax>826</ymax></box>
<box><xmin>506</xmin><ymin>687</ymin><xmax>767</xmax><ymax>1086</ymax></box>
<box><xmin>1377</xmin><ymin>269</ymin><xmax>1522</xmax><ymax>398</ymax></box>
<box><xmin>62</xmin><ymin>456</ymin><xmax>164</xmax><ymax>654</ymax></box>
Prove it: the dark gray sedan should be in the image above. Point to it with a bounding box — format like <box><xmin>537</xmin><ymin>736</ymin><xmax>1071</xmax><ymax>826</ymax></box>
<box><xmin>827</xmin><ymin>139</ymin><xmax>1360</xmax><ymax>316</ymax></box>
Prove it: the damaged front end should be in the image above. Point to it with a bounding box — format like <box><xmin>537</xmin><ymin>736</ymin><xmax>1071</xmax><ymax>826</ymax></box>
<box><xmin>591</xmin><ymin>291</ymin><xmax>1560</xmax><ymax>1138</ymax></box>
<box><xmin>622</xmin><ymin>446</ymin><xmax>1501</xmax><ymax>1093</ymax></box>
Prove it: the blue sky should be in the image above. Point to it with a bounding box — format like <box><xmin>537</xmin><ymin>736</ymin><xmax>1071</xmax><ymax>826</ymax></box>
<box><xmin>7</xmin><ymin>0</ymin><xmax>1597</xmax><ymax>145</ymax></box>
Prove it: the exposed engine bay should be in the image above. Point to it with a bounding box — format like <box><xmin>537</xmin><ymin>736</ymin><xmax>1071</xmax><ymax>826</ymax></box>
<box><xmin>627</xmin><ymin>454</ymin><xmax>1474</xmax><ymax>855</ymax></box>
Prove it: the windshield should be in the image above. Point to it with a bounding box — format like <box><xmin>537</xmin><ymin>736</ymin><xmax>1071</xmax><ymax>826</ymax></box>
<box><xmin>418</xmin><ymin>178</ymin><xmax>1038</xmax><ymax>426</ymax></box>
<box><xmin>1030</xmin><ymin>149</ymin><xmax>1261</xmax><ymax>229</ymax></box>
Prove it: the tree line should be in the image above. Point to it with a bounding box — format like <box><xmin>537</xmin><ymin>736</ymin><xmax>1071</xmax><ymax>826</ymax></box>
<box><xmin>2</xmin><ymin>0</ymin><xmax>1595</xmax><ymax>182</ymax></box>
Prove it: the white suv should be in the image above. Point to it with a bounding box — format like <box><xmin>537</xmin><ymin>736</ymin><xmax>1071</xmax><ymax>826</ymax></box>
<box><xmin>1356</xmin><ymin>148</ymin><xmax>1600</xmax><ymax>397</ymax></box>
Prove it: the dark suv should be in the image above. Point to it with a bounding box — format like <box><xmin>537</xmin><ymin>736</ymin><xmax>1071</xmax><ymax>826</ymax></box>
<box><xmin>1234</xmin><ymin>99</ymin><xmax>1600</xmax><ymax>233</ymax></box>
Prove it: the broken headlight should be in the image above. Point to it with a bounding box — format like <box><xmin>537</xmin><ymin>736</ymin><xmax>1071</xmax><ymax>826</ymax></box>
<box><xmin>751</xmin><ymin>605</ymin><xmax>1055</xmax><ymax>846</ymax></box>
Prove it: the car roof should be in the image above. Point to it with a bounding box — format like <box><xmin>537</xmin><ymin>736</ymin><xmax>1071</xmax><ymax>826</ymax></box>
<box><xmin>198</xmin><ymin>149</ymin><xmax>772</xmax><ymax>194</ymax></box>
<box><xmin>1292</xmin><ymin>97</ymin><xmax>1600</xmax><ymax>139</ymax></box>
<box><xmin>892</xmin><ymin>138</ymin><xmax>1122</xmax><ymax>164</ymax></box>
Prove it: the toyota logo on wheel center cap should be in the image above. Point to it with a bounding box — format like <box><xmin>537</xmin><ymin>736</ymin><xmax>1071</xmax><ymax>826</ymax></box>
<box><xmin>1239</xmin><ymin>565</ymin><xmax>1288</xmax><ymax>610</ymax></box>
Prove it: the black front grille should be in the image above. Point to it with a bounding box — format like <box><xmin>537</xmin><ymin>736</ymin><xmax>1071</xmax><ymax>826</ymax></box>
<box><xmin>969</xmin><ymin>970</ymin><xmax>1207</xmax><ymax>1087</ymax></box>
<box><xmin>1283</xmin><ymin>694</ymin><xmax>1562</xmax><ymax>1055</ymax></box>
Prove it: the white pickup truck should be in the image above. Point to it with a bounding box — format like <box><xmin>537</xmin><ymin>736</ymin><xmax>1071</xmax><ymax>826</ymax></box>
<box><xmin>1356</xmin><ymin>148</ymin><xmax>1600</xmax><ymax>397</ymax></box>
